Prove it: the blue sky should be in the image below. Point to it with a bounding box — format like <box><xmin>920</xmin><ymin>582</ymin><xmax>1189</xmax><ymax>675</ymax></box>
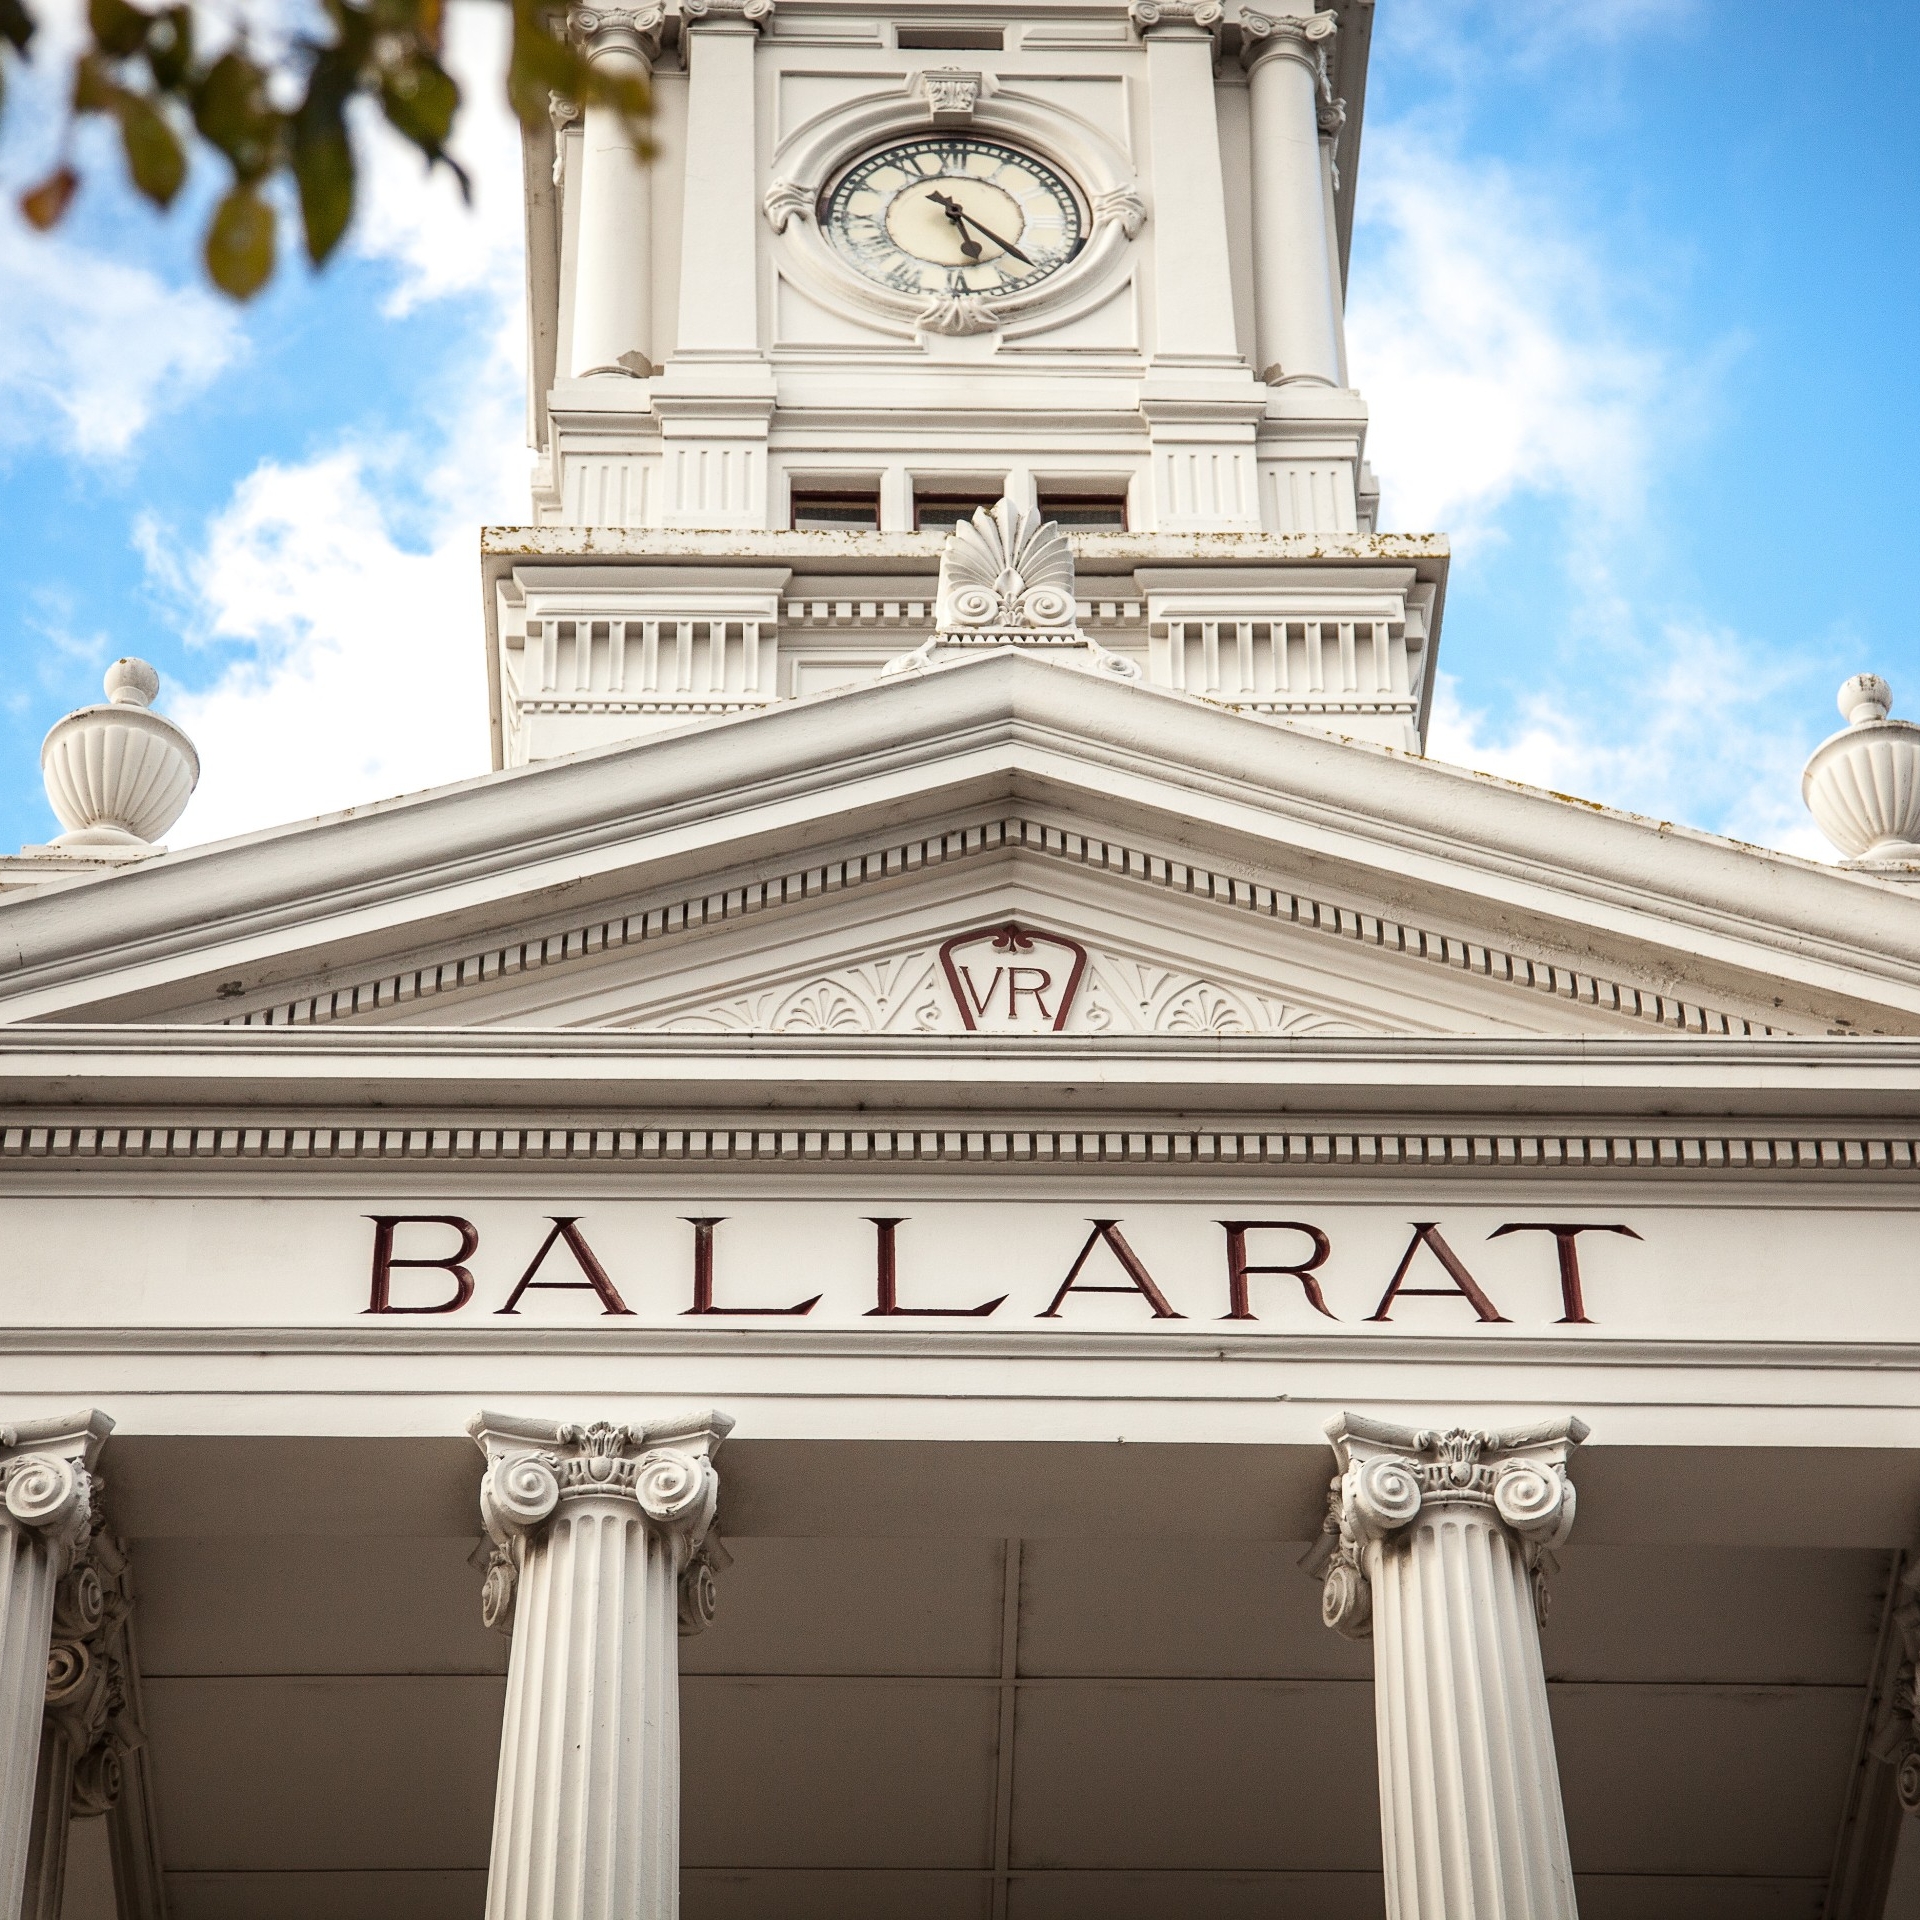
<box><xmin>1</xmin><ymin>0</ymin><xmax>1915</xmax><ymax>856</ymax></box>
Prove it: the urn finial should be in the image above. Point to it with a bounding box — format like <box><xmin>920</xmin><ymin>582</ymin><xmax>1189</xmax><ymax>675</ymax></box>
<box><xmin>1802</xmin><ymin>672</ymin><xmax>1920</xmax><ymax>871</ymax></box>
<box><xmin>40</xmin><ymin>658</ymin><xmax>200</xmax><ymax>851</ymax></box>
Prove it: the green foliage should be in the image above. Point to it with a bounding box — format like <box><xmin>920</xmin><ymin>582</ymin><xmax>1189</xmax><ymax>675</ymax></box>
<box><xmin>1</xmin><ymin>0</ymin><xmax>652</xmax><ymax>298</ymax></box>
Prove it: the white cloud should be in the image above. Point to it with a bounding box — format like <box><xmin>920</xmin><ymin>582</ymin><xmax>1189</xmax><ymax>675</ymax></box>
<box><xmin>346</xmin><ymin>5</ymin><xmax>527</xmax><ymax>315</ymax></box>
<box><xmin>1426</xmin><ymin>629</ymin><xmax>1836</xmax><ymax>861</ymax></box>
<box><xmin>153</xmin><ymin>5</ymin><xmax>529</xmax><ymax>845</ymax></box>
<box><xmin>1347</xmin><ymin>130</ymin><xmax>1668</xmax><ymax>535</ymax></box>
<box><xmin>0</xmin><ymin>210</ymin><xmax>242</xmax><ymax>459</ymax></box>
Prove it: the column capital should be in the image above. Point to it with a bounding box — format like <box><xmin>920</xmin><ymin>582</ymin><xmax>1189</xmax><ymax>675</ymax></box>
<box><xmin>470</xmin><ymin>1409</ymin><xmax>733</xmax><ymax>1635</ymax></box>
<box><xmin>1316</xmin><ymin>1413</ymin><xmax>1587</xmax><ymax>1640</ymax></box>
<box><xmin>0</xmin><ymin>1413</ymin><xmax>112</xmax><ymax>1578</ymax></box>
<box><xmin>568</xmin><ymin>4</ymin><xmax>665</xmax><ymax>59</ymax></box>
<box><xmin>46</xmin><ymin>1527</ymin><xmax>141</xmax><ymax>1819</ymax></box>
<box><xmin>680</xmin><ymin>0</ymin><xmax>773</xmax><ymax>32</ymax></box>
<box><xmin>1240</xmin><ymin>6</ymin><xmax>1337</xmax><ymax>72</ymax></box>
<box><xmin>1130</xmin><ymin>0</ymin><xmax>1223</xmax><ymax>36</ymax></box>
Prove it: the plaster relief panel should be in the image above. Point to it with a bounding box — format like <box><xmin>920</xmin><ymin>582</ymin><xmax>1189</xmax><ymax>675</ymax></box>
<box><xmin>652</xmin><ymin>920</ymin><xmax>1372</xmax><ymax>1036</ymax></box>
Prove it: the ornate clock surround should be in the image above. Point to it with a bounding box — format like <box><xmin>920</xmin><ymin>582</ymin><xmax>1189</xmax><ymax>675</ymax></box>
<box><xmin>762</xmin><ymin>76</ymin><xmax>1147</xmax><ymax>341</ymax></box>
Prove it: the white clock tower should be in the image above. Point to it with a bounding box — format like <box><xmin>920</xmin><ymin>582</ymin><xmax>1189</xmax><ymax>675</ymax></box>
<box><xmin>489</xmin><ymin>0</ymin><xmax>1444</xmax><ymax>764</ymax></box>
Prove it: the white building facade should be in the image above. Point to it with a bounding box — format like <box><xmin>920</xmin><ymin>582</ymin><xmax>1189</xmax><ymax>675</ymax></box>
<box><xmin>4</xmin><ymin>3</ymin><xmax>1920</xmax><ymax>1918</ymax></box>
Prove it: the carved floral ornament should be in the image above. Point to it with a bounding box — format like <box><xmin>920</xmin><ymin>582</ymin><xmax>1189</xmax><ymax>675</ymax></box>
<box><xmin>883</xmin><ymin>497</ymin><xmax>1141</xmax><ymax>680</ymax></box>
<box><xmin>1312</xmin><ymin>1414</ymin><xmax>1587</xmax><ymax>1641</ymax></box>
<box><xmin>473</xmin><ymin>1411</ymin><xmax>733</xmax><ymax>1638</ymax></box>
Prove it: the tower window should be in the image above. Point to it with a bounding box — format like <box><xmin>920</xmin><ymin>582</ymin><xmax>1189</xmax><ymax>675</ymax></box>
<box><xmin>914</xmin><ymin>490</ymin><xmax>1004</xmax><ymax>533</ymax></box>
<box><xmin>1038</xmin><ymin>491</ymin><xmax>1129</xmax><ymax>531</ymax></box>
<box><xmin>791</xmin><ymin>490</ymin><xmax>881</xmax><ymax>532</ymax></box>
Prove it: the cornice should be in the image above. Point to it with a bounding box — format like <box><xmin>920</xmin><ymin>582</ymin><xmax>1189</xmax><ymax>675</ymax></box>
<box><xmin>0</xmin><ymin>653</ymin><xmax>1916</xmax><ymax>1026</ymax></box>
<box><xmin>209</xmin><ymin>813</ymin><xmax>1780</xmax><ymax>1039</ymax></box>
<box><xmin>0</xmin><ymin>1323</ymin><xmax>1917</xmax><ymax>1375</ymax></box>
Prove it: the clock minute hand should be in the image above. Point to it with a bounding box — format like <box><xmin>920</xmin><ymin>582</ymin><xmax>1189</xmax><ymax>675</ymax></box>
<box><xmin>930</xmin><ymin>191</ymin><xmax>1035</xmax><ymax>268</ymax></box>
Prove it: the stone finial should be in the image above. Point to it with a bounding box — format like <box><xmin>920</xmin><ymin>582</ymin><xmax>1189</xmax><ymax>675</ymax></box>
<box><xmin>39</xmin><ymin>658</ymin><xmax>199</xmax><ymax>851</ymax></box>
<box><xmin>1802</xmin><ymin>672</ymin><xmax>1920</xmax><ymax>870</ymax></box>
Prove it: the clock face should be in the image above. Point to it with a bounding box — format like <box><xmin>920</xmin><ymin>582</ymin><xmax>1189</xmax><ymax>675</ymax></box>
<box><xmin>820</xmin><ymin>135</ymin><xmax>1085</xmax><ymax>300</ymax></box>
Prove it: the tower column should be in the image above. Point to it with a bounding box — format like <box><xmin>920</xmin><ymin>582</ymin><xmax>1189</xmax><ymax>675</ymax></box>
<box><xmin>0</xmin><ymin>1414</ymin><xmax>110</xmax><ymax>1920</ymax></box>
<box><xmin>474</xmin><ymin>1409</ymin><xmax>733</xmax><ymax>1920</ymax></box>
<box><xmin>1316</xmin><ymin>1413</ymin><xmax>1587</xmax><ymax>1920</ymax></box>
<box><xmin>566</xmin><ymin>6</ymin><xmax>664</xmax><ymax>379</ymax></box>
<box><xmin>1241</xmin><ymin>7</ymin><xmax>1343</xmax><ymax>386</ymax></box>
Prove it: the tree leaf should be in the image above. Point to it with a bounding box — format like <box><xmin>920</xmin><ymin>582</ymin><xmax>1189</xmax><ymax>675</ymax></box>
<box><xmin>117</xmin><ymin>91</ymin><xmax>185</xmax><ymax>205</ymax></box>
<box><xmin>143</xmin><ymin>5</ymin><xmax>193</xmax><ymax>90</ymax></box>
<box><xmin>192</xmin><ymin>50</ymin><xmax>278</xmax><ymax>178</ymax></box>
<box><xmin>87</xmin><ymin>0</ymin><xmax>149</xmax><ymax>60</ymax></box>
<box><xmin>291</xmin><ymin>106</ymin><xmax>354</xmax><ymax>262</ymax></box>
<box><xmin>19</xmin><ymin>165</ymin><xmax>78</xmax><ymax>229</ymax></box>
<box><xmin>380</xmin><ymin>52</ymin><xmax>458</xmax><ymax>154</ymax></box>
<box><xmin>0</xmin><ymin>0</ymin><xmax>35</xmax><ymax>56</ymax></box>
<box><xmin>507</xmin><ymin>0</ymin><xmax>576</xmax><ymax>128</ymax></box>
<box><xmin>204</xmin><ymin>182</ymin><xmax>275</xmax><ymax>296</ymax></box>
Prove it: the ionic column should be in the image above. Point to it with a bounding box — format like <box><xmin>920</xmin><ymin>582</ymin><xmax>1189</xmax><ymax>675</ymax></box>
<box><xmin>567</xmin><ymin>6</ymin><xmax>664</xmax><ymax>378</ymax></box>
<box><xmin>21</xmin><ymin>1525</ymin><xmax>161</xmax><ymax>1920</ymax></box>
<box><xmin>473</xmin><ymin>1409</ymin><xmax>734</xmax><ymax>1920</ymax></box>
<box><xmin>1241</xmin><ymin>7</ymin><xmax>1343</xmax><ymax>386</ymax></box>
<box><xmin>1316</xmin><ymin>1413</ymin><xmax>1588</xmax><ymax>1920</ymax></box>
<box><xmin>0</xmin><ymin>1414</ymin><xmax>110</xmax><ymax>1920</ymax></box>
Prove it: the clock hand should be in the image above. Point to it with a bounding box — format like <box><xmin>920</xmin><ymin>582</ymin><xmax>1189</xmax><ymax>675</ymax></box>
<box><xmin>929</xmin><ymin>190</ymin><xmax>1036</xmax><ymax>268</ymax></box>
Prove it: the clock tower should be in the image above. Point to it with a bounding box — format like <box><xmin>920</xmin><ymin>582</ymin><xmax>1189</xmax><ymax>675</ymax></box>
<box><xmin>489</xmin><ymin>0</ymin><xmax>1445</xmax><ymax>764</ymax></box>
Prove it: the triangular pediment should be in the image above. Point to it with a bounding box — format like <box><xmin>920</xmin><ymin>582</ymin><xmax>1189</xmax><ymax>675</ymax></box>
<box><xmin>0</xmin><ymin>651</ymin><xmax>1916</xmax><ymax>1039</ymax></box>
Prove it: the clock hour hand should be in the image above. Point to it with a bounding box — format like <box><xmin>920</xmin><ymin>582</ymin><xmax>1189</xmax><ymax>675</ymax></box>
<box><xmin>929</xmin><ymin>190</ymin><xmax>1035</xmax><ymax>268</ymax></box>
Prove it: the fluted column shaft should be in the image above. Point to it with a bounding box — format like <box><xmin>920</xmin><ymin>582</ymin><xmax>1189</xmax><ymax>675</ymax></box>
<box><xmin>0</xmin><ymin>1415</ymin><xmax>110</xmax><ymax>1920</ymax></box>
<box><xmin>1319</xmin><ymin>1413</ymin><xmax>1587</xmax><ymax>1920</ymax></box>
<box><xmin>1242</xmin><ymin>8</ymin><xmax>1343</xmax><ymax>386</ymax></box>
<box><xmin>474</xmin><ymin>1410</ymin><xmax>732</xmax><ymax>1920</ymax></box>
<box><xmin>568</xmin><ymin>7</ymin><xmax>663</xmax><ymax>378</ymax></box>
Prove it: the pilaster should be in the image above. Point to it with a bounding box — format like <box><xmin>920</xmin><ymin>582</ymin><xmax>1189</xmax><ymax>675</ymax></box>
<box><xmin>1316</xmin><ymin>1412</ymin><xmax>1587</xmax><ymax>1920</ymax></box>
<box><xmin>473</xmin><ymin>1408</ymin><xmax>734</xmax><ymax>1920</ymax></box>
<box><xmin>0</xmin><ymin>1415</ymin><xmax>110</xmax><ymax>1920</ymax></box>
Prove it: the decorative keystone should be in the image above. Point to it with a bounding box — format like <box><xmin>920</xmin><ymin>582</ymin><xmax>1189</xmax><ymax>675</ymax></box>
<box><xmin>1803</xmin><ymin>673</ymin><xmax>1920</xmax><ymax>868</ymax></box>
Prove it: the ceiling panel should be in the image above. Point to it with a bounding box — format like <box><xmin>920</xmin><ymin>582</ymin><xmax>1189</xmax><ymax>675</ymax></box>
<box><xmin>1017</xmin><ymin>1540</ymin><xmax>1370</xmax><ymax>1679</ymax></box>
<box><xmin>682</xmin><ymin>1537</ymin><xmax>1004</xmax><ymax>1676</ymax></box>
<box><xmin>164</xmin><ymin>1870</ymin><xmax>487</xmax><ymax>1920</ymax></box>
<box><xmin>1570</xmin><ymin>1876</ymin><xmax>1826</xmax><ymax>1920</ymax></box>
<box><xmin>683</xmin><ymin>1676</ymin><xmax>999</xmax><ymax>1870</ymax></box>
<box><xmin>684</xmin><ymin>1868</ymin><xmax>991</xmax><ymax>1920</ymax></box>
<box><xmin>1009</xmin><ymin>1678</ymin><xmax>1378</xmax><ymax>1871</ymax></box>
<box><xmin>146</xmin><ymin>1675</ymin><xmax>501</xmax><ymax>1873</ymax></box>
<box><xmin>1545</xmin><ymin>1546</ymin><xmax>1886</xmax><ymax>1685</ymax></box>
<box><xmin>134</xmin><ymin>1535</ymin><xmax>503</xmax><ymax>1678</ymax></box>
<box><xmin>1555</xmin><ymin>1683</ymin><xmax>1860</xmax><ymax>1876</ymax></box>
<box><xmin>1005</xmin><ymin>1867</ymin><xmax>1385</xmax><ymax>1920</ymax></box>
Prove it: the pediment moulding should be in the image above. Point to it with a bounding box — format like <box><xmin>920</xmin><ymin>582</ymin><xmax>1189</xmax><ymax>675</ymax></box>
<box><xmin>205</xmin><ymin>814</ymin><xmax>1784</xmax><ymax>1038</ymax></box>
<box><xmin>2</xmin><ymin>1120</ymin><xmax>1918</xmax><ymax>1179</ymax></box>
